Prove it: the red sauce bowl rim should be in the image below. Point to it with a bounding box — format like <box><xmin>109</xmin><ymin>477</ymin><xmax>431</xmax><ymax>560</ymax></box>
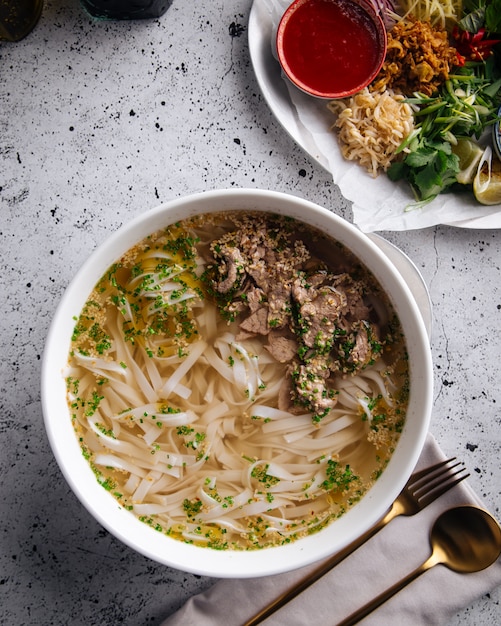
<box><xmin>276</xmin><ymin>0</ymin><xmax>388</xmax><ymax>99</ymax></box>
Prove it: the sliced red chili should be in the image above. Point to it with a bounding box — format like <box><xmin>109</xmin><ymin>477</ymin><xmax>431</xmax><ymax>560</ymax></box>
<box><xmin>452</xmin><ymin>26</ymin><xmax>501</xmax><ymax>61</ymax></box>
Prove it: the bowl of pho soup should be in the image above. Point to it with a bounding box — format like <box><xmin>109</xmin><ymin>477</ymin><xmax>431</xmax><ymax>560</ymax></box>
<box><xmin>42</xmin><ymin>188</ymin><xmax>433</xmax><ymax>577</ymax></box>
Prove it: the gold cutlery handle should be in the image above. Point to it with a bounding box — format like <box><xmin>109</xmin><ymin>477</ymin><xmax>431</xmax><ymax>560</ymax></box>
<box><xmin>335</xmin><ymin>555</ymin><xmax>438</xmax><ymax>625</ymax></box>
<box><xmin>243</xmin><ymin>506</ymin><xmax>398</xmax><ymax>626</ymax></box>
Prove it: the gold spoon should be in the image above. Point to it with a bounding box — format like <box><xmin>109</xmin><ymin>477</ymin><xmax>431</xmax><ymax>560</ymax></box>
<box><xmin>337</xmin><ymin>505</ymin><xmax>501</xmax><ymax>626</ymax></box>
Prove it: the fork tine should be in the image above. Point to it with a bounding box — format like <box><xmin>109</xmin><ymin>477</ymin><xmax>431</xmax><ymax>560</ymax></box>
<box><xmin>416</xmin><ymin>466</ymin><xmax>470</xmax><ymax>509</ymax></box>
<box><xmin>406</xmin><ymin>457</ymin><xmax>457</xmax><ymax>485</ymax></box>
<box><xmin>409</xmin><ymin>459</ymin><xmax>463</xmax><ymax>493</ymax></box>
<box><xmin>412</xmin><ymin>462</ymin><xmax>464</xmax><ymax>497</ymax></box>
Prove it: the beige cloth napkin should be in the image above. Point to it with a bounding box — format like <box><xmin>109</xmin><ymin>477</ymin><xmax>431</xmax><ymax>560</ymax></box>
<box><xmin>161</xmin><ymin>433</ymin><xmax>501</xmax><ymax>625</ymax></box>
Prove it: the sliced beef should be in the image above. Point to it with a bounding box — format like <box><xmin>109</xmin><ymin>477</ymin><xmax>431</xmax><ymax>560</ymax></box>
<box><xmin>246</xmin><ymin>286</ymin><xmax>265</xmax><ymax>312</ymax></box>
<box><xmin>267</xmin><ymin>270</ymin><xmax>293</xmax><ymax>329</ymax></box>
<box><xmin>298</xmin><ymin>289</ymin><xmax>346</xmax><ymax>349</ymax></box>
<box><xmin>215</xmin><ymin>245</ymin><xmax>246</xmax><ymax>294</ymax></box>
<box><xmin>346</xmin><ymin>321</ymin><xmax>380</xmax><ymax>369</ymax></box>
<box><xmin>265</xmin><ymin>330</ymin><xmax>297</xmax><ymax>363</ymax></box>
<box><xmin>293</xmin><ymin>357</ymin><xmax>337</xmax><ymax>416</ymax></box>
<box><xmin>351</xmin><ymin>323</ymin><xmax>371</xmax><ymax>366</ymax></box>
<box><xmin>334</xmin><ymin>274</ymin><xmax>371</xmax><ymax>321</ymax></box>
<box><xmin>238</xmin><ymin>306</ymin><xmax>269</xmax><ymax>336</ymax></box>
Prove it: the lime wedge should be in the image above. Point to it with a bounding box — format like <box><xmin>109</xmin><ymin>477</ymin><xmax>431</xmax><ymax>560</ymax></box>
<box><xmin>473</xmin><ymin>147</ymin><xmax>501</xmax><ymax>205</ymax></box>
<box><xmin>452</xmin><ymin>139</ymin><xmax>484</xmax><ymax>185</ymax></box>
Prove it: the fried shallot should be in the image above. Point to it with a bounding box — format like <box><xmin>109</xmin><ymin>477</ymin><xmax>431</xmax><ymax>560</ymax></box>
<box><xmin>372</xmin><ymin>19</ymin><xmax>459</xmax><ymax>96</ymax></box>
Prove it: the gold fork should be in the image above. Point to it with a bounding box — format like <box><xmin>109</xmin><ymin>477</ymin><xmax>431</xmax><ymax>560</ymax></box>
<box><xmin>244</xmin><ymin>457</ymin><xmax>469</xmax><ymax>626</ymax></box>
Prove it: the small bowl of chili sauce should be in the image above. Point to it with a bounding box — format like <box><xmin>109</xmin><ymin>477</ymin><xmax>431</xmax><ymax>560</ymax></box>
<box><xmin>276</xmin><ymin>0</ymin><xmax>387</xmax><ymax>99</ymax></box>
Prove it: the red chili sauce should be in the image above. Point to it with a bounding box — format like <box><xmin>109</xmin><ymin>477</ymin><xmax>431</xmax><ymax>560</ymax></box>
<box><xmin>278</xmin><ymin>0</ymin><xmax>385</xmax><ymax>97</ymax></box>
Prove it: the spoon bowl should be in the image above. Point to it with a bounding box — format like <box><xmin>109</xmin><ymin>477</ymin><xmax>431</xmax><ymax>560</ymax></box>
<box><xmin>432</xmin><ymin>505</ymin><xmax>501</xmax><ymax>573</ymax></box>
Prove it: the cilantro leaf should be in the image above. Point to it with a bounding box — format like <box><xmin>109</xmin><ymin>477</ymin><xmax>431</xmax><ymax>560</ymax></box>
<box><xmin>388</xmin><ymin>139</ymin><xmax>460</xmax><ymax>204</ymax></box>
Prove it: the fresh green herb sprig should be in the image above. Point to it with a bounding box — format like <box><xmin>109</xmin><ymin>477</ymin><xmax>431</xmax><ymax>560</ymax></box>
<box><xmin>460</xmin><ymin>0</ymin><xmax>501</xmax><ymax>35</ymax></box>
<box><xmin>388</xmin><ymin>61</ymin><xmax>501</xmax><ymax>206</ymax></box>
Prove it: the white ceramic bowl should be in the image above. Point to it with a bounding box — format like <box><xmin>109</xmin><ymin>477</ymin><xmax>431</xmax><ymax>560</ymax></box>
<box><xmin>41</xmin><ymin>188</ymin><xmax>433</xmax><ymax>578</ymax></box>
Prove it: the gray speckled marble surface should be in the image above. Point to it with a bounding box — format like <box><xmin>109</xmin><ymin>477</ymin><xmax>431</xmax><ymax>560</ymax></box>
<box><xmin>1</xmin><ymin>1</ymin><xmax>500</xmax><ymax>624</ymax></box>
